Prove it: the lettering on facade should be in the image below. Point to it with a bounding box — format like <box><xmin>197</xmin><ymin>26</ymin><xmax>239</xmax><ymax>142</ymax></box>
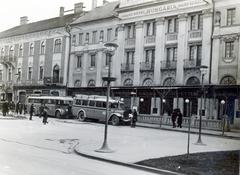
<box><xmin>119</xmin><ymin>0</ymin><xmax>206</xmax><ymax>19</ymax></box>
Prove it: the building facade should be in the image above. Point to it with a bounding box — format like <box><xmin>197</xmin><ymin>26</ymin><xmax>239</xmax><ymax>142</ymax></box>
<box><xmin>0</xmin><ymin>3</ymin><xmax>84</xmax><ymax>103</ymax></box>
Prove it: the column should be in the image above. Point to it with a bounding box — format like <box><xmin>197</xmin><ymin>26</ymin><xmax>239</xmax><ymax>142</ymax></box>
<box><xmin>96</xmin><ymin>50</ymin><xmax>103</xmax><ymax>86</ymax></box>
<box><xmin>237</xmin><ymin>36</ymin><xmax>240</xmax><ymax>84</ymax></box>
<box><xmin>133</xmin><ymin>21</ymin><xmax>144</xmax><ymax>86</ymax></box>
<box><xmin>176</xmin><ymin>14</ymin><xmax>188</xmax><ymax>85</ymax></box>
<box><xmin>63</xmin><ymin>36</ymin><xmax>70</xmax><ymax>86</ymax></box>
<box><xmin>81</xmin><ymin>51</ymin><xmax>88</xmax><ymax>87</ymax></box>
<box><xmin>68</xmin><ymin>54</ymin><xmax>75</xmax><ymax>87</ymax></box>
<box><xmin>154</xmin><ymin>17</ymin><xmax>165</xmax><ymax>85</ymax></box>
<box><xmin>202</xmin><ymin>9</ymin><xmax>213</xmax><ymax>84</ymax></box>
<box><xmin>114</xmin><ymin>24</ymin><xmax>125</xmax><ymax>86</ymax></box>
<box><xmin>211</xmin><ymin>37</ymin><xmax>220</xmax><ymax>84</ymax></box>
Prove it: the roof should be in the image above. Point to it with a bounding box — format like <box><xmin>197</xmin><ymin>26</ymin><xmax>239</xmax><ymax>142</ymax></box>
<box><xmin>28</xmin><ymin>96</ymin><xmax>73</xmax><ymax>101</ymax></box>
<box><xmin>71</xmin><ymin>1</ymin><xmax>119</xmax><ymax>24</ymax></box>
<box><xmin>0</xmin><ymin>14</ymin><xmax>80</xmax><ymax>39</ymax></box>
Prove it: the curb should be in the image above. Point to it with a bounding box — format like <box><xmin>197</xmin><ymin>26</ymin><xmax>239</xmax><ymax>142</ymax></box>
<box><xmin>136</xmin><ymin>123</ymin><xmax>240</xmax><ymax>140</ymax></box>
<box><xmin>74</xmin><ymin>147</ymin><xmax>185</xmax><ymax>175</ymax></box>
<box><xmin>0</xmin><ymin>116</ymin><xmax>27</xmax><ymax>120</ymax></box>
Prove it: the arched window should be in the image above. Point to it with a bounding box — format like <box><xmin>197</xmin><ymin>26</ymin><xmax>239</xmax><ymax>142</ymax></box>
<box><xmin>163</xmin><ymin>77</ymin><xmax>176</xmax><ymax>86</ymax></box>
<box><xmin>29</xmin><ymin>43</ymin><xmax>34</xmax><ymax>56</ymax></box>
<box><xmin>88</xmin><ymin>80</ymin><xmax>95</xmax><ymax>87</ymax></box>
<box><xmin>19</xmin><ymin>45</ymin><xmax>23</xmax><ymax>57</ymax></box>
<box><xmin>74</xmin><ymin>80</ymin><xmax>81</xmax><ymax>87</ymax></box>
<box><xmin>220</xmin><ymin>75</ymin><xmax>236</xmax><ymax>85</ymax></box>
<box><xmin>123</xmin><ymin>78</ymin><xmax>133</xmax><ymax>86</ymax></box>
<box><xmin>54</xmin><ymin>39</ymin><xmax>62</xmax><ymax>53</ymax></box>
<box><xmin>53</xmin><ymin>65</ymin><xmax>60</xmax><ymax>83</ymax></box>
<box><xmin>9</xmin><ymin>46</ymin><xmax>14</xmax><ymax>59</ymax></box>
<box><xmin>186</xmin><ymin>77</ymin><xmax>200</xmax><ymax>85</ymax></box>
<box><xmin>142</xmin><ymin>78</ymin><xmax>153</xmax><ymax>86</ymax></box>
<box><xmin>40</xmin><ymin>41</ymin><xmax>45</xmax><ymax>55</ymax></box>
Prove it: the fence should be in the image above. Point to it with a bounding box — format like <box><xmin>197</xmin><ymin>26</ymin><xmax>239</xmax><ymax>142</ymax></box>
<box><xmin>138</xmin><ymin>114</ymin><xmax>222</xmax><ymax>131</ymax></box>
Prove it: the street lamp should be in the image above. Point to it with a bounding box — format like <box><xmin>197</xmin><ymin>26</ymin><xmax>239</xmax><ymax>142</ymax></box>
<box><xmin>196</xmin><ymin>65</ymin><xmax>208</xmax><ymax>145</ymax></box>
<box><xmin>185</xmin><ymin>98</ymin><xmax>191</xmax><ymax>157</ymax></box>
<box><xmin>95</xmin><ymin>42</ymin><xmax>118</xmax><ymax>153</ymax></box>
<box><xmin>220</xmin><ymin>100</ymin><xmax>226</xmax><ymax>136</ymax></box>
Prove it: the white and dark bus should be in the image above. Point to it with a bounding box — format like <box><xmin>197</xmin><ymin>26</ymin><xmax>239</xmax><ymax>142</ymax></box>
<box><xmin>26</xmin><ymin>96</ymin><xmax>73</xmax><ymax>118</ymax></box>
<box><xmin>72</xmin><ymin>94</ymin><xmax>130</xmax><ymax>125</ymax></box>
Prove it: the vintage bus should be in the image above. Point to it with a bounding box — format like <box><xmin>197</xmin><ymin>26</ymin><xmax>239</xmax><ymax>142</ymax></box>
<box><xmin>72</xmin><ymin>94</ymin><xmax>130</xmax><ymax>125</ymax></box>
<box><xmin>26</xmin><ymin>96</ymin><xmax>73</xmax><ymax>118</ymax></box>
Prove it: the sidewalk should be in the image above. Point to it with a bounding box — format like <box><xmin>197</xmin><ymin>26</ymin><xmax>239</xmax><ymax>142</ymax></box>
<box><xmin>74</xmin><ymin>121</ymin><xmax>240</xmax><ymax>175</ymax></box>
<box><xmin>0</xmin><ymin>113</ymin><xmax>27</xmax><ymax>120</ymax></box>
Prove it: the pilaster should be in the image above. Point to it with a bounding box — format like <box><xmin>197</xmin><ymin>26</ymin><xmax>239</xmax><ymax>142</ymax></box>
<box><xmin>68</xmin><ymin>54</ymin><xmax>75</xmax><ymax>87</ymax></box>
<box><xmin>63</xmin><ymin>36</ymin><xmax>70</xmax><ymax>86</ymax></box>
<box><xmin>176</xmin><ymin>14</ymin><xmax>188</xmax><ymax>85</ymax></box>
<box><xmin>81</xmin><ymin>51</ymin><xmax>88</xmax><ymax>87</ymax></box>
<box><xmin>96</xmin><ymin>50</ymin><xmax>103</xmax><ymax>86</ymax></box>
<box><xmin>115</xmin><ymin>24</ymin><xmax>125</xmax><ymax>86</ymax></box>
<box><xmin>211</xmin><ymin>37</ymin><xmax>220</xmax><ymax>84</ymax></box>
<box><xmin>134</xmin><ymin>21</ymin><xmax>144</xmax><ymax>86</ymax></box>
<box><xmin>154</xmin><ymin>17</ymin><xmax>165</xmax><ymax>85</ymax></box>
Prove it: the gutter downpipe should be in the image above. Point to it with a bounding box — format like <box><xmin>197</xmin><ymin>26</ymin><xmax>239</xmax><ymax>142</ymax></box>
<box><xmin>209</xmin><ymin>0</ymin><xmax>215</xmax><ymax>85</ymax></box>
<box><xmin>65</xmin><ymin>24</ymin><xmax>72</xmax><ymax>96</ymax></box>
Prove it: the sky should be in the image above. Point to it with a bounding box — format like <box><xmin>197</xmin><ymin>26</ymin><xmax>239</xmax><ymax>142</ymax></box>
<box><xmin>0</xmin><ymin>0</ymin><xmax>114</xmax><ymax>32</ymax></box>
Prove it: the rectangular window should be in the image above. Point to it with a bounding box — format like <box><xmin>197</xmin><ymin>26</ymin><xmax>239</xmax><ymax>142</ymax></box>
<box><xmin>227</xmin><ymin>9</ymin><xmax>236</xmax><ymax>26</ymax></box>
<box><xmin>166</xmin><ymin>48</ymin><xmax>171</xmax><ymax>61</ymax></box>
<box><xmin>92</xmin><ymin>31</ymin><xmax>97</xmax><ymax>44</ymax></box>
<box><xmin>166</xmin><ymin>47</ymin><xmax>177</xmax><ymax>61</ymax></box>
<box><xmin>77</xmin><ymin>55</ymin><xmax>82</xmax><ymax>68</ymax></box>
<box><xmin>225</xmin><ymin>41</ymin><xmax>234</xmax><ymax>57</ymax></box>
<box><xmin>174</xmin><ymin>18</ymin><xmax>179</xmax><ymax>32</ymax></box>
<box><xmin>146</xmin><ymin>22</ymin><xmax>156</xmax><ymax>36</ymax></box>
<box><xmin>189</xmin><ymin>46</ymin><xmax>195</xmax><ymax>60</ymax></box>
<box><xmin>79</xmin><ymin>33</ymin><xmax>83</xmax><ymax>45</ymax></box>
<box><xmin>39</xmin><ymin>66</ymin><xmax>44</xmax><ymax>80</ymax></box>
<box><xmin>28</xmin><ymin>67</ymin><xmax>32</xmax><ymax>80</ymax></box>
<box><xmin>29</xmin><ymin>43</ymin><xmax>34</xmax><ymax>56</ymax></box>
<box><xmin>126</xmin><ymin>51</ymin><xmax>134</xmax><ymax>64</ymax></box>
<box><xmin>126</xmin><ymin>24</ymin><xmax>135</xmax><ymax>38</ymax></box>
<box><xmin>196</xmin><ymin>45</ymin><xmax>202</xmax><ymax>66</ymax></box>
<box><xmin>100</xmin><ymin>30</ymin><xmax>104</xmax><ymax>41</ymax></box>
<box><xmin>145</xmin><ymin>49</ymin><xmax>155</xmax><ymax>64</ymax></box>
<box><xmin>72</xmin><ymin>34</ymin><xmax>76</xmax><ymax>45</ymax></box>
<box><xmin>90</xmin><ymin>54</ymin><xmax>96</xmax><ymax>67</ymax></box>
<box><xmin>105</xmin><ymin>53</ymin><xmax>111</xmax><ymax>66</ymax></box>
<box><xmin>17</xmin><ymin>68</ymin><xmax>21</xmax><ymax>81</ymax></box>
<box><xmin>40</xmin><ymin>42</ymin><xmax>45</xmax><ymax>55</ymax></box>
<box><xmin>107</xmin><ymin>28</ymin><xmax>112</xmax><ymax>41</ymax></box>
<box><xmin>54</xmin><ymin>39</ymin><xmax>61</xmax><ymax>53</ymax></box>
<box><xmin>0</xmin><ymin>70</ymin><xmax>2</xmax><ymax>81</ymax></box>
<box><xmin>168</xmin><ymin>19</ymin><xmax>174</xmax><ymax>33</ymax></box>
<box><xmin>85</xmin><ymin>33</ymin><xmax>89</xmax><ymax>43</ymax></box>
<box><xmin>191</xmin><ymin>15</ymin><xmax>197</xmax><ymax>30</ymax></box>
<box><xmin>198</xmin><ymin>15</ymin><xmax>203</xmax><ymax>30</ymax></box>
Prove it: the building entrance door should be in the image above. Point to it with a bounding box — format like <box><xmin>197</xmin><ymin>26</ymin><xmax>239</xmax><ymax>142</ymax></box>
<box><xmin>139</xmin><ymin>97</ymin><xmax>151</xmax><ymax>114</ymax></box>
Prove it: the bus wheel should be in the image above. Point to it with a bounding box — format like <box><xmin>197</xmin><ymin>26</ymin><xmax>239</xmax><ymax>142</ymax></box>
<box><xmin>78</xmin><ymin>111</ymin><xmax>85</xmax><ymax>122</ymax></box>
<box><xmin>55</xmin><ymin>111</ymin><xmax>61</xmax><ymax>119</ymax></box>
<box><xmin>111</xmin><ymin>115</ymin><xmax>119</xmax><ymax>126</ymax></box>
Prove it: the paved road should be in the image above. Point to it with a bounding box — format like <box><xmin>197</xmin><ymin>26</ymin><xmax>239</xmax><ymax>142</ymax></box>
<box><xmin>0</xmin><ymin>117</ymin><xmax>159</xmax><ymax>175</ymax></box>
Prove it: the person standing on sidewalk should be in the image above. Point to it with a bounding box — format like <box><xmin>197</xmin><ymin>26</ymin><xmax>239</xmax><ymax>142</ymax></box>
<box><xmin>132</xmin><ymin>109</ymin><xmax>138</xmax><ymax>128</ymax></box>
<box><xmin>171</xmin><ymin>109</ymin><xmax>177</xmax><ymax>128</ymax></box>
<box><xmin>42</xmin><ymin>106</ymin><xmax>48</xmax><ymax>125</ymax></box>
<box><xmin>177</xmin><ymin>109</ymin><xmax>183</xmax><ymax>128</ymax></box>
<box><xmin>15</xmin><ymin>101</ymin><xmax>20</xmax><ymax>115</ymax></box>
<box><xmin>29</xmin><ymin>104</ymin><xmax>34</xmax><ymax>120</ymax></box>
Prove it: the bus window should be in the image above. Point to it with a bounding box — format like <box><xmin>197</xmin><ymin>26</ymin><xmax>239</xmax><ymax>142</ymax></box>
<box><xmin>82</xmin><ymin>100</ymin><xmax>88</xmax><ymax>106</ymax></box>
<box><xmin>89</xmin><ymin>100</ymin><xmax>95</xmax><ymax>107</ymax></box>
<box><xmin>75</xmin><ymin>99</ymin><xmax>81</xmax><ymax>105</ymax></box>
<box><xmin>28</xmin><ymin>99</ymin><xmax>34</xmax><ymax>103</ymax></box>
<box><xmin>102</xmin><ymin>102</ymin><xmax>106</xmax><ymax>108</ymax></box>
<box><xmin>110</xmin><ymin>103</ymin><xmax>118</xmax><ymax>109</ymax></box>
<box><xmin>96</xmin><ymin>101</ymin><xmax>102</xmax><ymax>107</ymax></box>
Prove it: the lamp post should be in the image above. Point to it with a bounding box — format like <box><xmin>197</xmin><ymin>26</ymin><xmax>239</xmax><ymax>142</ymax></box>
<box><xmin>196</xmin><ymin>65</ymin><xmax>208</xmax><ymax>145</ymax></box>
<box><xmin>95</xmin><ymin>42</ymin><xmax>118</xmax><ymax>153</ymax></box>
<box><xmin>160</xmin><ymin>98</ymin><xmax>166</xmax><ymax>127</ymax></box>
<box><xmin>220</xmin><ymin>100</ymin><xmax>226</xmax><ymax>136</ymax></box>
<box><xmin>185</xmin><ymin>98</ymin><xmax>191</xmax><ymax>157</ymax></box>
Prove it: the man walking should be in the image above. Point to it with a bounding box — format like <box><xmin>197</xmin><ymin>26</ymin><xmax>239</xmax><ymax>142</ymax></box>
<box><xmin>29</xmin><ymin>104</ymin><xmax>34</xmax><ymax>120</ymax></box>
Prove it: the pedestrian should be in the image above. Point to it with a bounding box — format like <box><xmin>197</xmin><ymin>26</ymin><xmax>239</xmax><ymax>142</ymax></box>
<box><xmin>2</xmin><ymin>101</ymin><xmax>7</xmax><ymax>116</ymax></box>
<box><xmin>29</xmin><ymin>104</ymin><xmax>34</xmax><ymax>120</ymax></box>
<box><xmin>177</xmin><ymin>109</ymin><xmax>183</xmax><ymax>128</ymax></box>
<box><xmin>42</xmin><ymin>106</ymin><xmax>48</xmax><ymax>125</ymax></box>
<box><xmin>171</xmin><ymin>109</ymin><xmax>177</xmax><ymax>128</ymax></box>
<box><xmin>67</xmin><ymin>104</ymin><xmax>72</xmax><ymax>119</ymax></box>
<box><xmin>15</xmin><ymin>101</ymin><xmax>20</xmax><ymax>115</ymax></box>
<box><xmin>19</xmin><ymin>103</ymin><xmax>23</xmax><ymax>115</ymax></box>
<box><xmin>132</xmin><ymin>109</ymin><xmax>138</xmax><ymax>128</ymax></box>
<box><xmin>39</xmin><ymin>103</ymin><xmax>44</xmax><ymax>118</ymax></box>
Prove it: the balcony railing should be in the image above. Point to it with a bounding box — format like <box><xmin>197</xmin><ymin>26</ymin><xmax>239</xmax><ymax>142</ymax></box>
<box><xmin>125</xmin><ymin>38</ymin><xmax>135</xmax><ymax>48</ymax></box>
<box><xmin>0</xmin><ymin>55</ymin><xmax>17</xmax><ymax>63</ymax></box>
<box><xmin>140</xmin><ymin>62</ymin><xmax>154</xmax><ymax>72</ymax></box>
<box><xmin>160</xmin><ymin>60</ymin><xmax>177</xmax><ymax>70</ymax></box>
<box><xmin>43</xmin><ymin>77</ymin><xmax>64</xmax><ymax>85</ymax></box>
<box><xmin>184</xmin><ymin>59</ymin><xmax>201</xmax><ymax>69</ymax></box>
<box><xmin>121</xmin><ymin>63</ymin><xmax>134</xmax><ymax>72</ymax></box>
<box><xmin>189</xmin><ymin>30</ymin><xmax>202</xmax><ymax>40</ymax></box>
<box><xmin>166</xmin><ymin>33</ymin><xmax>178</xmax><ymax>42</ymax></box>
<box><xmin>144</xmin><ymin>35</ymin><xmax>156</xmax><ymax>45</ymax></box>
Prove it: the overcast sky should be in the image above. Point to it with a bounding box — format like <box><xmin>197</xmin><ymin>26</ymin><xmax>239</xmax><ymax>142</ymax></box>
<box><xmin>0</xmin><ymin>0</ymin><xmax>114</xmax><ymax>32</ymax></box>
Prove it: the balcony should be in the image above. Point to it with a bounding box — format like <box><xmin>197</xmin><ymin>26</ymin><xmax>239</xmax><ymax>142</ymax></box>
<box><xmin>189</xmin><ymin>30</ymin><xmax>202</xmax><ymax>41</ymax></box>
<box><xmin>43</xmin><ymin>77</ymin><xmax>64</xmax><ymax>85</ymax></box>
<box><xmin>160</xmin><ymin>60</ymin><xmax>177</xmax><ymax>70</ymax></box>
<box><xmin>184</xmin><ymin>59</ymin><xmax>201</xmax><ymax>69</ymax></box>
<box><xmin>0</xmin><ymin>55</ymin><xmax>17</xmax><ymax>67</ymax></box>
<box><xmin>166</xmin><ymin>33</ymin><xmax>178</xmax><ymax>42</ymax></box>
<box><xmin>144</xmin><ymin>35</ymin><xmax>155</xmax><ymax>45</ymax></box>
<box><xmin>121</xmin><ymin>63</ymin><xmax>134</xmax><ymax>73</ymax></box>
<box><xmin>125</xmin><ymin>38</ymin><xmax>135</xmax><ymax>48</ymax></box>
<box><xmin>140</xmin><ymin>62</ymin><xmax>154</xmax><ymax>72</ymax></box>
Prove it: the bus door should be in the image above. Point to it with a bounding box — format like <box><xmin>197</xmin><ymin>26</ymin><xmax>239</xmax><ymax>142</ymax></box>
<box><xmin>47</xmin><ymin>99</ymin><xmax>56</xmax><ymax>116</ymax></box>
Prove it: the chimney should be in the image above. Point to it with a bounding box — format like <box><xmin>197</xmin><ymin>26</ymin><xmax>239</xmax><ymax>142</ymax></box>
<box><xmin>74</xmin><ymin>2</ymin><xmax>84</xmax><ymax>14</ymax></box>
<box><xmin>59</xmin><ymin>7</ymin><xmax>64</xmax><ymax>17</ymax></box>
<box><xmin>103</xmin><ymin>0</ymin><xmax>109</xmax><ymax>5</ymax></box>
<box><xmin>20</xmin><ymin>16</ymin><xmax>28</xmax><ymax>25</ymax></box>
<box><xmin>92</xmin><ymin>0</ymin><xmax>97</xmax><ymax>9</ymax></box>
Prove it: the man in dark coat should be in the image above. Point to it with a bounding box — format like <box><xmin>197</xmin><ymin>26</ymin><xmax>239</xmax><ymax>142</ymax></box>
<box><xmin>42</xmin><ymin>106</ymin><xmax>48</xmax><ymax>125</ymax></box>
<box><xmin>132</xmin><ymin>109</ymin><xmax>138</xmax><ymax>128</ymax></box>
<box><xmin>177</xmin><ymin>110</ymin><xmax>183</xmax><ymax>128</ymax></box>
<box><xmin>29</xmin><ymin>104</ymin><xmax>34</xmax><ymax>120</ymax></box>
<box><xmin>171</xmin><ymin>109</ymin><xmax>178</xmax><ymax>128</ymax></box>
<box><xmin>15</xmin><ymin>101</ymin><xmax>20</xmax><ymax>115</ymax></box>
